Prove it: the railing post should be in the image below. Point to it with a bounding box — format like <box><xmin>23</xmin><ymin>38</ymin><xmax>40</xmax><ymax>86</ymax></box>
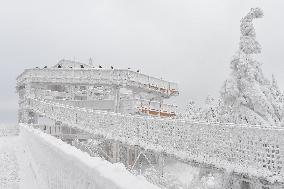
<box><xmin>158</xmin><ymin>152</ymin><xmax>165</xmax><ymax>178</ymax></box>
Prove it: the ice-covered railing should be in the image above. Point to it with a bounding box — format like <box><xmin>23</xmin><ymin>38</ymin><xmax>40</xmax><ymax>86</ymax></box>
<box><xmin>24</xmin><ymin>98</ymin><xmax>284</xmax><ymax>183</ymax></box>
<box><xmin>20</xmin><ymin>124</ymin><xmax>159</xmax><ymax>189</ymax></box>
<box><xmin>0</xmin><ymin>124</ymin><xmax>19</xmax><ymax>137</ymax></box>
<box><xmin>16</xmin><ymin>68</ymin><xmax>178</xmax><ymax>97</ymax></box>
<box><xmin>123</xmin><ymin>98</ymin><xmax>177</xmax><ymax>116</ymax></box>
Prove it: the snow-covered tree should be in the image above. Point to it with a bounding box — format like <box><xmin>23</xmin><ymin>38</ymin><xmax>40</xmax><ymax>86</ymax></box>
<box><xmin>183</xmin><ymin>100</ymin><xmax>203</xmax><ymax>121</ymax></box>
<box><xmin>220</xmin><ymin>8</ymin><xmax>284</xmax><ymax>126</ymax></box>
<box><xmin>202</xmin><ymin>96</ymin><xmax>219</xmax><ymax>123</ymax></box>
<box><xmin>269</xmin><ymin>75</ymin><xmax>284</xmax><ymax>124</ymax></box>
<box><xmin>183</xmin><ymin>97</ymin><xmax>223</xmax><ymax>123</ymax></box>
<box><xmin>143</xmin><ymin>167</ymin><xmax>184</xmax><ymax>189</ymax></box>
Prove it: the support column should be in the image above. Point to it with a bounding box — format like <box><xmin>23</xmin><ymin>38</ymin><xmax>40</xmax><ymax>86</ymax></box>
<box><xmin>158</xmin><ymin>97</ymin><xmax>163</xmax><ymax>117</ymax></box>
<box><xmin>25</xmin><ymin>83</ymin><xmax>32</xmax><ymax>98</ymax></box>
<box><xmin>18</xmin><ymin>109</ymin><xmax>30</xmax><ymax>124</ymax></box>
<box><xmin>126</xmin><ymin>147</ymin><xmax>130</xmax><ymax>168</ymax></box>
<box><xmin>158</xmin><ymin>152</ymin><xmax>165</xmax><ymax>177</ymax></box>
<box><xmin>112</xmin><ymin>142</ymin><xmax>120</xmax><ymax>163</ymax></box>
<box><xmin>68</xmin><ymin>85</ymin><xmax>75</xmax><ymax>100</ymax></box>
<box><xmin>114</xmin><ymin>87</ymin><xmax>120</xmax><ymax>113</ymax></box>
<box><xmin>25</xmin><ymin>111</ymin><xmax>38</xmax><ymax>124</ymax></box>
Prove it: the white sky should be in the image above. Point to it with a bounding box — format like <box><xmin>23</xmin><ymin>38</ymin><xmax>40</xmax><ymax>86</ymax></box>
<box><xmin>1</xmin><ymin>0</ymin><xmax>284</xmax><ymax>123</ymax></box>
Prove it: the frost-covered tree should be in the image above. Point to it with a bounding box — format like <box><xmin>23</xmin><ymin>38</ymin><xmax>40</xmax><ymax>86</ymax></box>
<box><xmin>202</xmin><ymin>96</ymin><xmax>219</xmax><ymax>123</ymax></box>
<box><xmin>221</xmin><ymin>8</ymin><xmax>284</xmax><ymax>126</ymax></box>
<box><xmin>183</xmin><ymin>100</ymin><xmax>203</xmax><ymax>121</ymax></box>
<box><xmin>269</xmin><ymin>75</ymin><xmax>284</xmax><ymax>124</ymax></box>
<box><xmin>143</xmin><ymin>167</ymin><xmax>184</xmax><ymax>189</ymax></box>
<box><xmin>183</xmin><ymin>97</ymin><xmax>222</xmax><ymax>123</ymax></box>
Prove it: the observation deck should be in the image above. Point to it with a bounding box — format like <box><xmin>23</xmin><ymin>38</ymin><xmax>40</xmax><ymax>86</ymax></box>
<box><xmin>16</xmin><ymin>67</ymin><xmax>178</xmax><ymax>98</ymax></box>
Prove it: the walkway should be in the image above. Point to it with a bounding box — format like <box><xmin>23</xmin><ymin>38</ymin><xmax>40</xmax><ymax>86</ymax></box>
<box><xmin>0</xmin><ymin>136</ymin><xmax>39</xmax><ymax>189</ymax></box>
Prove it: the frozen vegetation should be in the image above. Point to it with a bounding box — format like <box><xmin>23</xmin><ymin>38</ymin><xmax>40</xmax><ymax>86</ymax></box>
<box><xmin>0</xmin><ymin>124</ymin><xmax>19</xmax><ymax>137</ymax></box>
<box><xmin>182</xmin><ymin>8</ymin><xmax>284</xmax><ymax>127</ymax></box>
<box><xmin>141</xmin><ymin>160</ymin><xmax>224</xmax><ymax>189</ymax></box>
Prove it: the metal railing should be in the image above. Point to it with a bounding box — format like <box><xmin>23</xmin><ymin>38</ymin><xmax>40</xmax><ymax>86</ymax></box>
<box><xmin>17</xmin><ymin>68</ymin><xmax>179</xmax><ymax>97</ymax></box>
<box><xmin>24</xmin><ymin>98</ymin><xmax>284</xmax><ymax>183</ymax></box>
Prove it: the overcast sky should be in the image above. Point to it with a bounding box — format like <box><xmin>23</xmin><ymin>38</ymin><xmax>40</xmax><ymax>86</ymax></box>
<box><xmin>1</xmin><ymin>0</ymin><xmax>284</xmax><ymax>123</ymax></box>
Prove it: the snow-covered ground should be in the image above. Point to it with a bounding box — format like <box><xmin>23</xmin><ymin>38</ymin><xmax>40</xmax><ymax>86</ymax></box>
<box><xmin>0</xmin><ymin>124</ymin><xmax>19</xmax><ymax>137</ymax></box>
<box><xmin>0</xmin><ymin>124</ymin><xmax>231</xmax><ymax>189</ymax></box>
<box><xmin>0</xmin><ymin>137</ymin><xmax>19</xmax><ymax>188</ymax></box>
<box><xmin>1</xmin><ymin>124</ymin><xmax>160</xmax><ymax>189</ymax></box>
<box><xmin>164</xmin><ymin>159</ymin><xmax>223</xmax><ymax>189</ymax></box>
<box><xmin>0</xmin><ymin>125</ymin><xmax>39</xmax><ymax>189</ymax></box>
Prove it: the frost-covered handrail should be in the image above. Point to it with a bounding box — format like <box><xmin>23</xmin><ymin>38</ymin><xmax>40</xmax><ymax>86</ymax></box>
<box><xmin>20</xmin><ymin>124</ymin><xmax>159</xmax><ymax>189</ymax></box>
<box><xmin>16</xmin><ymin>68</ymin><xmax>178</xmax><ymax>97</ymax></box>
<box><xmin>0</xmin><ymin>124</ymin><xmax>19</xmax><ymax>137</ymax></box>
<box><xmin>24</xmin><ymin>98</ymin><xmax>284</xmax><ymax>182</ymax></box>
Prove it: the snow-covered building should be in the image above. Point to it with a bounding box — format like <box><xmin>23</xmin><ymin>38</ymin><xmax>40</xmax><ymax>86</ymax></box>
<box><xmin>17</xmin><ymin>59</ymin><xmax>178</xmax><ymax>124</ymax></box>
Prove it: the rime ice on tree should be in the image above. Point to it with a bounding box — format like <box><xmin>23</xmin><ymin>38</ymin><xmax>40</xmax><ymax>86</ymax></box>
<box><xmin>221</xmin><ymin>8</ymin><xmax>284</xmax><ymax>126</ymax></box>
<box><xmin>239</xmin><ymin>8</ymin><xmax>263</xmax><ymax>54</ymax></box>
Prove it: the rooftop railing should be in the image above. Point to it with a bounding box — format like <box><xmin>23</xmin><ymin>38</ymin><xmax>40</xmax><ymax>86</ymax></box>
<box><xmin>17</xmin><ymin>68</ymin><xmax>178</xmax><ymax>97</ymax></box>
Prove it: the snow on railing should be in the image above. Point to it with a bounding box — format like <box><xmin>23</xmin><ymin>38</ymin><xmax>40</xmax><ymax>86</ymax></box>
<box><xmin>20</xmin><ymin>124</ymin><xmax>159</xmax><ymax>189</ymax></box>
<box><xmin>128</xmin><ymin>98</ymin><xmax>177</xmax><ymax>117</ymax></box>
<box><xmin>16</xmin><ymin>68</ymin><xmax>178</xmax><ymax>96</ymax></box>
<box><xmin>24</xmin><ymin>98</ymin><xmax>284</xmax><ymax>183</ymax></box>
<box><xmin>0</xmin><ymin>124</ymin><xmax>19</xmax><ymax>137</ymax></box>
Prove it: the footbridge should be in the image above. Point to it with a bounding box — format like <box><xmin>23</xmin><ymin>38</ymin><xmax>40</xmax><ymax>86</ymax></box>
<box><xmin>23</xmin><ymin>98</ymin><xmax>284</xmax><ymax>185</ymax></box>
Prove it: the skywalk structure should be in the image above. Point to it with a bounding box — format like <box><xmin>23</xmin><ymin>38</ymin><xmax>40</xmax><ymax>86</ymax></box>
<box><xmin>17</xmin><ymin>59</ymin><xmax>178</xmax><ymax>122</ymax></box>
<box><xmin>17</xmin><ymin>60</ymin><xmax>284</xmax><ymax>189</ymax></box>
<box><xmin>17</xmin><ymin>59</ymin><xmax>179</xmax><ymax>165</ymax></box>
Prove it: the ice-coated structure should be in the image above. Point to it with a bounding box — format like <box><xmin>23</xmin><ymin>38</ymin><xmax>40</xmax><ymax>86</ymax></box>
<box><xmin>16</xmin><ymin>59</ymin><xmax>179</xmax><ymax>171</ymax></box>
<box><xmin>20</xmin><ymin>124</ymin><xmax>159</xmax><ymax>189</ymax></box>
<box><xmin>16</xmin><ymin>8</ymin><xmax>284</xmax><ymax>189</ymax></box>
<box><xmin>221</xmin><ymin>8</ymin><xmax>284</xmax><ymax>127</ymax></box>
<box><xmin>17</xmin><ymin>59</ymin><xmax>178</xmax><ymax>124</ymax></box>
